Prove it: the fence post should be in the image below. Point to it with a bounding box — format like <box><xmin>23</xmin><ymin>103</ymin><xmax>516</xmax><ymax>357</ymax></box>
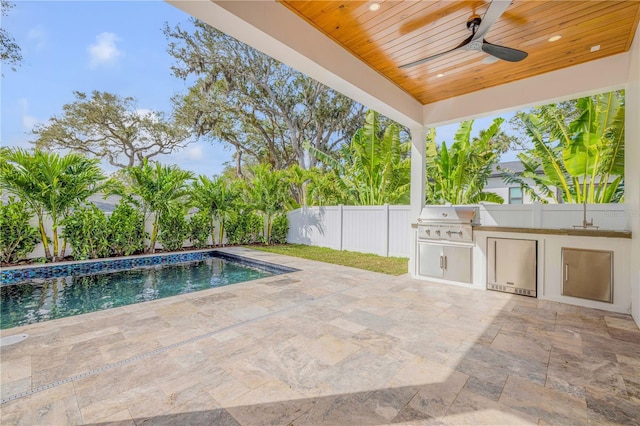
<box><xmin>384</xmin><ymin>204</ymin><xmax>390</xmax><ymax>257</ymax></box>
<box><xmin>338</xmin><ymin>204</ymin><xmax>344</xmax><ymax>251</ymax></box>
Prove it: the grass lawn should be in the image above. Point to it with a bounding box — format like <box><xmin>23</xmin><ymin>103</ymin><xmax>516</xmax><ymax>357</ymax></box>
<box><xmin>248</xmin><ymin>244</ymin><xmax>409</xmax><ymax>276</ymax></box>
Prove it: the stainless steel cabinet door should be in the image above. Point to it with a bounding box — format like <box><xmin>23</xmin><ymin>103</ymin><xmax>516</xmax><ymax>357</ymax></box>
<box><xmin>443</xmin><ymin>245</ymin><xmax>472</xmax><ymax>284</ymax></box>
<box><xmin>562</xmin><ymin>248</ymin><xmax>612</xmax><ymax>303</ymax></box>
<box><xmin>488</xmin><ymin>238</ymin><xmax>536</xmax><ymax>291</ymax></box>
<box><xmin>418</xmin><ymin>243</ymin><xmax>444</xmax><ymax>278</ymax></box>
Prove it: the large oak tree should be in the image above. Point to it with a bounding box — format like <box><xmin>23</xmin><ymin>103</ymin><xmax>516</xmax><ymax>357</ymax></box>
<box><xmin>164</xmin><ymin>19</ymin><xmax>365</xmax><ymax>174</ymax></box>
<box><xmin>32</xmin><ymin>91</ymin><xmax>192</xmax><ymax>168</ymax></box>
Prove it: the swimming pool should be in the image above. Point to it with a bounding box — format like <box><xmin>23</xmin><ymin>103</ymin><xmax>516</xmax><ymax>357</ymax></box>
<box><xmin>0</xmin><ymin>251</ymin><xmax>296</xmax><ymax>329</ymax></box>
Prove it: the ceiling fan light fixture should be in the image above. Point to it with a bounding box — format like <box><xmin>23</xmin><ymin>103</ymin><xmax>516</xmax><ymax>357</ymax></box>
<box><xmin>548</xmin><ymin>35</ymin><xmax>562</xmax><ymax>42</ymax></box>
<box><xmin>399</xmin><ymin>0</ymin><xmax>528</xmax><ymax>69</ymax></box>
<box><xmin>368</xmin><ymin>3</ymin><xmax>381</xmax><ymax>12</ymax></box>
<box><xmin>482</xmin><ymin>55</ymin><xmax>500</xmax><ymax>64</ymax></box>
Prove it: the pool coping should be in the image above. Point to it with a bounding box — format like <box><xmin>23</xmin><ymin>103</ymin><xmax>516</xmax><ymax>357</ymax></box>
<box><xmin>0</xmin><ymin>249</ymin><xmax>299</xmax><ymax>285</ymax></box>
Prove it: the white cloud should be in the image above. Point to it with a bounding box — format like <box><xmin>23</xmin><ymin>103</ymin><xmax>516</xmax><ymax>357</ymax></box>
<box><xmin>185</xmin><ymin>145</ymin><xmax>204</xmax><ymax>161</ymax></box>
<box><xmin>18</xmin><ymin>99</ymin><xmax>39</xmax><ymax>131</ymax></box>
<box><xmin>27</xmin><ymin>26</ymin><xmax>47</xmax><ymax>52</ymax></box>
<box><xmin>87</xmin><ymin>32</ymin><xmax>122</xmax><ymax>69</ymax></box>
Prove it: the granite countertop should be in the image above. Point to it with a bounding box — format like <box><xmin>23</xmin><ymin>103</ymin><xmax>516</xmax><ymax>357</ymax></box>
<box><xmin>472</xmin><ymin>226</ymin><xmax>632</xmax><ymax>239</ymax></box>
<box><xmin>411</xmin><ymin>223</ymin><xmax>631</xmax><ymax>238</ymax></box>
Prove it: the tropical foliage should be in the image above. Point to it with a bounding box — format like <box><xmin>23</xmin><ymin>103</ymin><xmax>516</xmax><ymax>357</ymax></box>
<box><xmin>503</xmin><ymin>91</ymin><xmax>625</xmax><ymax>203</ymax></box>
<box><xmin>107</xmin><ymin>200</ymin><xmax>146</xmax><ymax>256</ymax></box>
<box><xmin>1</xmin><ymin>87</ymin><xmax>626</xmax><ymax>264</ymax></box>
<box><xmin>188</xmin><ymin>211</ymin><xmax>212</xmax><ymax>249</ymax></box>
<box><xmin>61</xmin><ymin>205</ymin><xmax>110</xmax><ymax>260</ymax></box>
<box><xmin>225</xmin><ymin>209</ymin><xmax>263</xmax><ymax>245</ymax></box>
<box><xmin>426</xmin><ymin>119</ymin><xmax>506</xmax><ymax>204</ymax></box>
<box><xmin>158</xmin><ymin>205</ymin><xmax>189</xmax><ymax>251</ymax></box>
<box><xmin>270</xmin><ymin>214</ymin><xmax>289</xmax><ymax>245</ymax></box>
<box><xmin>284</xmin><ymin>164</ymin><xmax>312</xmax><ymax>209</ymax></box>
<box><xmin>0</xmin><ymin>197</ymin><xmax>40</xmax><ymax>264</ymax></box>
<box><xmin>304</xmin><ymin>170</ymin><xmax>343</xmax><ymax>206</ymax></box>
<box><xmin>309</xmin><ymin>110</ymin><xmax>411</xmax><ymax>205</ymax></box>
<box><xmin>0</xmin><ymin>148</ymin><xmax>107</xmax><ymax>261</ymax></box>
<box><xmin>124</xmin><ymin>159</ymin><xmax>193</xmax><ymax>253</ymax></box>
<box><xmin>243</xmin><ymin>164</ymin><xmax>289</xmax><ymax>244</ymax></box>
<box><xmin>189</xmin><ymin>175</ymin><xmax>239</xmax><ymax>246</ymax></box>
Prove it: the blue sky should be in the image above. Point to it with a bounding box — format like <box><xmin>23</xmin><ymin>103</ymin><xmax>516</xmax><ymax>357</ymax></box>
<box><xmin>2</xmin><ymin>0</ymin><xmax>520</xmax><ymax>176</ymax></box>
<box><xmin>1</xmin><ymin>0</ymin><xmax>231</xmax><ymax>176</ymax></box>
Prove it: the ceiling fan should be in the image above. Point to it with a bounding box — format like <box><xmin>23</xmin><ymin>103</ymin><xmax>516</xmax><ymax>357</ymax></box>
<box><xmin>399</xmin><ymin>0</ymin><xmax>528</xmax><ymax>69</ymax></box>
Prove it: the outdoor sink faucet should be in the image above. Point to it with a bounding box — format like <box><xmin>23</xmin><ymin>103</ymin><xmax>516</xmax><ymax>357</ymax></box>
<box><xmin>573</xmin><ymin>200</ymin><xmax>599</xmax><ymax>229</ymax></box>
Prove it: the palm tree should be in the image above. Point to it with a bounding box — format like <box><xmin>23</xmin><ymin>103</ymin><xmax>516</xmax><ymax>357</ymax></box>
<box><xmin>283</xmin><ymin>164</ymin><xmax>311</xmax><ymax>208</ymax></box>
<box><xmin>426</xmin><ymin>119</ymin><xmax>505</xmax><ymax>205</ymax></box>
<box><xmin>504</xmin><ymin>91</ymin><xmax>625</xmax><ymax>203</ymax></box>
<box><xmin>125</xmin><ymin>160</ymin><xmax>193</xmax><ymax>253</ymax></box>
<box><xmin>0</xmin><ymin>148</ymin><xmax>106</xmax><ymax>261</ymax></box>
<box><xmin>1</xmin><ymin>148</ymin><xmax>50</xmax><ymax>258</ymax></box>
<box><xmin>309</xmin><ymin>110</ymin><xmax>411</xmax><ymax>205</ymax></box>
<box><xmin>244</xmin><ymin>164</ymin><xmax>289</xmax><ymax>244</ymax></box>
<box><xmin>304</xmin><ymin>168</ymin><xmax>343</xmax><ymax>206</ymax></box>
<box><xmin>189</xmin><ymin>175</ymin><xmax>240</xmax><ymax>246</ymax></box>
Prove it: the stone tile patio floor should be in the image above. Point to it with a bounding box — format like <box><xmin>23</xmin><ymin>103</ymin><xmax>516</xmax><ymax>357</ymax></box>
<box><xmin>1</xmin><ymin>247</ymin><xmax>639</xmax><ymax>425</ymax></box>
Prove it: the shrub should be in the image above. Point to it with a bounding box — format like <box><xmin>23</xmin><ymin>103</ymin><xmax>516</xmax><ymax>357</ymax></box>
<box><xmin>158</xmin><ymin>206</ymin><xmax>189</xmax><ymax>251</ymax></box>
<box><xmin>188</xmin><ymin>211</ymin><xmax>212</xmax><ymax>249</ymax></box>
<box><xmin>108</xmin><ymin>200</ymin><xmax>146</xmax><ymax>256</ymax></box>
<box><xmin>62</xmin><ymin>205</ymin><xmax>110</xmax><ymax>260</ymax></box>
<box><xmin>270</xmin><ymin>213</ymin><xmax>289</xmax><ymax>244</ymax></box>
<box><xmin>0</xmin><ymin>197</ymin><xmax>40</xmax><ymax>264</ymax></box>
<box><xmin>225</xmin><ymin>210</ymin><xmax>263</xmax><ymax>244</ymax></box>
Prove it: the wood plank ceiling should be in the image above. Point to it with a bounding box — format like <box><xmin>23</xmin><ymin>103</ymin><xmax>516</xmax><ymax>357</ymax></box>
<box><xmin>280</xmin><ymin>1</ymin><xmax>640</xmax><ymax>105</ymax></box>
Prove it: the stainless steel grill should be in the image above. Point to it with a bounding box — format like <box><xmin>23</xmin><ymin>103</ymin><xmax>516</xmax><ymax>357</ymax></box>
<box><xmin>417</xmin><ymin>205</ymin><xmax>478</xmax><ymax>244</ymax></box>
<box><xmin>415</xmin><ymin>206</ymin><xmax>478</xmax><ymax>284</ymax></box>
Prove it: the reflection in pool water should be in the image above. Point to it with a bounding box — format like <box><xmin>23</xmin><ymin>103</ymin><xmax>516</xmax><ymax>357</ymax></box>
<box><xmin>1</xmin><ymin>257</ymin><xmax>273</xmax><ymax>329</ymax></box>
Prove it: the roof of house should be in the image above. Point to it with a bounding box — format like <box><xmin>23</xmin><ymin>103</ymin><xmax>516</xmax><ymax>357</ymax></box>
<box><xmin>490</xmin><ymin>161</ymin><xmax>543</xmax><ymax>178</ymax></box>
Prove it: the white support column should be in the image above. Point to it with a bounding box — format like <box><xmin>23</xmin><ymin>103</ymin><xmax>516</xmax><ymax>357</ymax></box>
<box><xmin>409</xmin><ymin>126</ymin><xmax>427</xmax><ymax>274</ymax></box>
<box><xmin>626</xmin><ymin>30</ymin><xmax>640</xmax><ymax>326</ymax></box>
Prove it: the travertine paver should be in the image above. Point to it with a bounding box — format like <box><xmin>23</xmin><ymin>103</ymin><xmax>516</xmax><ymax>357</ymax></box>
<box><xmin>1</xmin><ymin>247</ymin><xmax>639</xmax><ymax>425</ymax></box>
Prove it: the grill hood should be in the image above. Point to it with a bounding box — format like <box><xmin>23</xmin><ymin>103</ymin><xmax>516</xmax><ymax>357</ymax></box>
<box><xmin>418</xmin><ymin>205</ymin><xmax>479</xmax><ymax>225</ymax></box>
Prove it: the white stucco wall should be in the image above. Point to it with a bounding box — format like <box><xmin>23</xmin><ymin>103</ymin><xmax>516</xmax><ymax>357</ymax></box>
<box><xmin>625</xmin><ymin>29</ymin><xmax>640</xmax><ymax>327</ymax></box>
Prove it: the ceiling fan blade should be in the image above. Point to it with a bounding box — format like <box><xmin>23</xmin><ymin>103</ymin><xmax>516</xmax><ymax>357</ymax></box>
<box><xmin>481</xmin><ymin>41</ymin><xmax>528</xmax><ymax>62</ymax></box>
<box><xmin>472</xmin><ymin>0</ymin><xmax>512</xmax><ymax>41</ymax></box>
<box><xmin>399</xmin><ymin>34</ymin><xmax>473</xmax><ymax>69</ymax></box>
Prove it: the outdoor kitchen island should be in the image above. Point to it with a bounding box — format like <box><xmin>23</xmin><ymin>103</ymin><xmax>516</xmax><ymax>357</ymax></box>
<box><xmin>411</xmin><ymin>205</ymin><xmax>633</xmax><ymax>315</ymax></box>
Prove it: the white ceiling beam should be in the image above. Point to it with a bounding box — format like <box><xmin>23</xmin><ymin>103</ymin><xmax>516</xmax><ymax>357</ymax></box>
<box><xmin>422</xmin><ymin>52</ymin><xmax>631</xmax><ymax>127</ymax></box>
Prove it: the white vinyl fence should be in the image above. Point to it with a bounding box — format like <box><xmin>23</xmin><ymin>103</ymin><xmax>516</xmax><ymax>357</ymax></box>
<box><xmin>286</xmin><ymin>205</ymin><xmax>411</xmax><ymax>258</ymax></box>
<box><xmin>18</xmin><ymin>203</ymin><xmax>629</xmax><ymax>261</ymax></box>
<box><xmin>287</xmin><ymin>203</ymin><xmax>629</xmax><ymax>259</ymax></box>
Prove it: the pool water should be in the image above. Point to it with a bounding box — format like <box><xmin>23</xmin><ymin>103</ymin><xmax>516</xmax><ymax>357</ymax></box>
<box><xmin>1</xmin><ymin>256</ymin><xmax>274</xmax><ymax>329</ymax></box>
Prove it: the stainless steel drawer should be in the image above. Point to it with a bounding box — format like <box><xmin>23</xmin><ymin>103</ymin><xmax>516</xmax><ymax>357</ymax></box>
<box><xmin>562</xmin><ymin>247</ymin><xmax>613</xmax><ymax>303</ymax></box>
